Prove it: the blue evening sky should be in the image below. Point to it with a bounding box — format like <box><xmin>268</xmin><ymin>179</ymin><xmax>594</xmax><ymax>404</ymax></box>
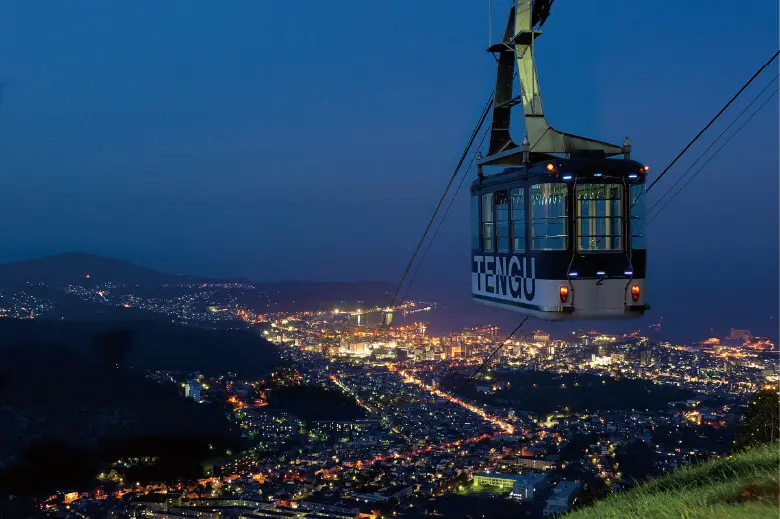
<box><xmin>0</xmin><ymin>1</ymin><xmax>777</xmax><ymax>339</ymax></box>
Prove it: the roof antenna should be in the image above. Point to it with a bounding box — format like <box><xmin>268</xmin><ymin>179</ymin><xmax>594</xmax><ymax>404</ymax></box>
<box><xmin>488</xmin><ymin>0</ymin><xmax>492</xmax><ymax>48</ymax></box>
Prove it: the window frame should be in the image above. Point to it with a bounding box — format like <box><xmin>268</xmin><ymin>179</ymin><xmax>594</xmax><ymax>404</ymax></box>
<box><xmin>575</xmin><ymin>183</ymin><xmax>625</xmax><ymax>253</ymax></box>
<box><xmin>481</xmin><ymin>192</ymin><xmax>494</xmax><ymax>252</ymax></box>
<box><xmin>511</xmin><ymin>187</ymin><xmax>526</xmax><ymax>253</ymax></box>
<box><xmin>530</xmin><ymin>182</ymin><xmax>569</xmax><ymax>251</ymax></box>
<box><xmin>494</xmin><ymin>189</ymin><xmax>510</xmax><ymax>253</ymax></box>
<box><xmin>471</xmin><ymin>195</ymin><xmax>481</xmax><ymax>250</ymax></box>
<box><xmin>629</xmin><ymin>184</ymin><xmax>646</xmax><ymax>250</ymax></box>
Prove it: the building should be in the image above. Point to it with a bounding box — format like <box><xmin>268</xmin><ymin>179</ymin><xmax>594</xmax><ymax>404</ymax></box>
<box><xmin>543</xmin><ymin>481</ymin><xmax>580</xmax><ymax>516</ymax></box>
<box><xmin>611</xmin><ymin>353</ymin><xmax>626</xmax><ymax>362</ymax></box>
<box><xmin>590</xmin><ymin>354</ymin><xmax>611</xmax><ymax>367</ymax></box>
<box><xmin>312</xmin><ymin>420</ymin><xmax>360</xmax><ymax>434</ymax></box>
<box><xmin>134</xmin><ymin>497</ymin><xmax>362</xmax><ymax>519</ymax></box>
<box><xmin>184</xmin><ymin>380</ymin><xmax>201</xmax><ymax>402</ymax></box>
<box><xmin>516</xmin><ymin>457</ymin><xmax>555</xmax><ymax>471</ymax></box>
<box><xmin>510</xmin><ymin>473</ymin><xmax>549</xmax><ymax>501</ymax></box>
<box><xmin>534</xmin><ymin>332</ymin><xmax>550</xmax><ymax>343</ymax></box>
<box><xmin>237</xmin><ymin>503</ymin><xmax>360</xmax><ymax>518</ymax></box>
<box><xmin>474</xmin><ymin>472</ymin><xmax>525</xmax><ymax>490</ymax></box>
<box><xmin>352</xmin><ymin>485</ymin><xmax>413</xmax><ymax>503</ymax></box>
<box><xmin>446</xmin><ymin>343</ymin><xmax>463</xmax><ymax>360</ymax></box>
<box><xmin>299</xmin><ymin>501</ymin><xmax>360</xmax><ymax>517</ymax></box>
<box><xmin>729</xmin><ymin>329</ymin><xmax>752</xmax><ymax>342</ymax></box>
<box><xmin>243</xmin><ymin>410</ymin><xmax>298</xmax><ymax>440</ymax></box>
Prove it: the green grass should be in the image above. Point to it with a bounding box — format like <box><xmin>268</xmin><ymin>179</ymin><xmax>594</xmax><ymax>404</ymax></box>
<box><xmin>568</xmin><ymin>443</ymin><xmax>780</xmax><ymax>519</ymax></box>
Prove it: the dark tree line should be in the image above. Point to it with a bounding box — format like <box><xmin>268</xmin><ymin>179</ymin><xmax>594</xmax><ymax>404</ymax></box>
<box><xmin>0</xmin><ymin>329</ymin><xmax>241</xmax><ymax>497</ymax></box>
<box><xmin>733</xmin><ymin>389</ymin><xmax>780</xmax><ymax>451</ymax></box>
<box><xmin>90</xmin><ymin>329</ymin><xmax>134</xmax><ymax>368</ymax></box>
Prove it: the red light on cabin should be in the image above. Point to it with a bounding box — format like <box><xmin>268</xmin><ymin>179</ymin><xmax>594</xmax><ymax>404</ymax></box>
<box><xmin>559</xmin><ymin>285</ymin><xmax>569</xmax><ymax>303</ymax></box>
<box><xmin>631</xmin><ymin>285</ymin><xmax>640</xmax><ymax>302</ymax></box>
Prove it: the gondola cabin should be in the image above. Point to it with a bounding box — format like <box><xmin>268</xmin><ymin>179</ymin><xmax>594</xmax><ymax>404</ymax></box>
<box><xmin>470</xmin><ymin>155</ymin><xmax>649</xmax><ymax>320</ymax></box>
<box><xmin>471</xmin><ymin>0</ymin><xmax>650</xmax><ymax>320</ymax></box>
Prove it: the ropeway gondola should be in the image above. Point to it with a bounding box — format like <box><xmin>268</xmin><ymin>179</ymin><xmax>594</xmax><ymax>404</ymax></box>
<box><xmin>471</xmin><ymin>0</ymin><xmax>650</xmax><ymax>320</ymax></box>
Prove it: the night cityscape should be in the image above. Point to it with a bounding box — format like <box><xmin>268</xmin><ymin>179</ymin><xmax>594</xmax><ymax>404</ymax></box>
<box><xmin>0</xmin><ymin>269</ymin><xmax>777</xmax><ymax>518</ymax></box>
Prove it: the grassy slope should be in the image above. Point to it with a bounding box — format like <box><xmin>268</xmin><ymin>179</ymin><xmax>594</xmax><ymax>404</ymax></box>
<box><xmin>568</xmin><ymin>442</ymin><xmax>779</xmax><ymax>519</ymax></box>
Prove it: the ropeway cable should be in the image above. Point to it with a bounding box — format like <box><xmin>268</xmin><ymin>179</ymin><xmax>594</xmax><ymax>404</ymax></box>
<box><xmin>645</xmin><ymin>50</ymin><xmax>779</xmax><ymax>194</ymax></box>
<box><xmin>387</xmin><ymin>93</ymin><xmax>495</xmax><ymax>313</ymax></box>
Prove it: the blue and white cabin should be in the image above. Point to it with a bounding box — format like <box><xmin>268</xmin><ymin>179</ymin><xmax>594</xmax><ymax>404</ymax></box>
<box><xmin>470</xmin><ymin>0</ymin><xmax>650</xmax><ymax>320</ymax></box>
<box><xmin>471</xmin><ymin>155</ymin><xmax>648</xmax><ymax>320</ymax></box>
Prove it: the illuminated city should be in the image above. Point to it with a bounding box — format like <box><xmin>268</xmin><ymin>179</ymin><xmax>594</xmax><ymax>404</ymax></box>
<box><xmin>5</xmin><ymin>282</ymin><xmax>773</xmax><ymax>518</ymax></box>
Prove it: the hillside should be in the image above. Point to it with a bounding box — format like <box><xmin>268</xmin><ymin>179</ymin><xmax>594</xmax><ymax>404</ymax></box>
<box><xmin>0</xmin><ymin>252</ymin><xmax>192</xmax><ymax>288</ymax></box>
<box><xmin>0</xmin><ymin>319</ymin><xmax>280</xmax><ymax>492</ymax></box>
<box><xmin>0</xmin><ymin>319</ymin><xmax>281</xmax><ymax>378</ymax></box>
<box><xmin>0</xmin><ymin>252</ymin><xmax>394</xmax><ymax>312</ymax></box>
<box><xmin>568</xmin><ymin>442</ymin><xmax>779</xmax><ymax>519</ymax></box>
<box><xmin>442</xmin><ymin>370</ymin><xmax>695</xmax><ymax>415</ymax></box>
<box><xmin>0</xmin><ymin>336</ymin><xmax>249</xmax><ymax>497</ymax></box>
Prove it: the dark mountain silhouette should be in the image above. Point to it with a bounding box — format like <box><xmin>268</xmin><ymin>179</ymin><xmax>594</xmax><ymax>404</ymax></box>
<box><xmin>0</xmin><ymin>252</ymin><xmax>194</xmax><ymax>288</ymax></box>
<box><xmin>0</xmin><ymin>252</ymin><xmax>394</xmax><ymax>311</ymax></box>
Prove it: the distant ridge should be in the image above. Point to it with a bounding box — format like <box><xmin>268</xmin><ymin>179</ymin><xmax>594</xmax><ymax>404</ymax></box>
<box><xmin>0</xmin><ymin>252</ymin><xmax>394</xmax><ymax>298</ymax></box>
<box><xmin>0</xmin><ymin>252</ymin><xmax>195</xmax><ymax>288</ymax></box>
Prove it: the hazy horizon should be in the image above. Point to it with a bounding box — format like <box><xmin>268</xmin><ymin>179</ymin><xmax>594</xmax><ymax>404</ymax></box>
<box><xmin>0</xmin><ymin>249</ymin><xmax>775</xmax><ymax>345</ymax></box>
<box><xmin>0</xmin><ymin>0</ymin><xmax>777</xmax><ymax>342</ymax></box>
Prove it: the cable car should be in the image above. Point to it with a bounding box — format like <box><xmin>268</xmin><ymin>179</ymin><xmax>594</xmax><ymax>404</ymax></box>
<box><xmin>471</xmin><ymin>0</ymin><xmax>649</xmax><ymax>320</ymax></box>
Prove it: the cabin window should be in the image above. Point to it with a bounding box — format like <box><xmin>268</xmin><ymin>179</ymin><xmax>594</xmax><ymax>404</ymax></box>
<box><xmin>495</xmin><ymin>190</ymin><xmax>510</xmax><ymax>253</ymax></box>
<box><xmin>511</xmin><ymin>187</ymin><xmax>525</xmax><ymax>252</ymax></box>
<box><xmin>576</xmin><ymin>184</ymin><xmax>623</xmax><ymax>252</ymax></box>
<box><xmin>630</xmin><ymin>184</ymin><xmax>646</xmax><ymax>249</ymax></box>
<box><xmin>531</xmin><ymin>183</ymin><xmax>568</xmax><ymax>250</ymax></box>
<box><xmin>481</xmin><ymin>193</ymin><xmax>494</xmax><ymax>251</ymax></box>
<box><xmin>471</xmin><ymin>195</ymin><xmax>480</xmax><ymax>250</ymax></box>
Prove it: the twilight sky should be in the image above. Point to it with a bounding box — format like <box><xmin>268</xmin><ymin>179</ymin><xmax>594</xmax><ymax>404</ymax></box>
<box><xmin>0</xmin><ymin>0</ymin><xmax>778</xmax><ymax>340</ymax></box>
